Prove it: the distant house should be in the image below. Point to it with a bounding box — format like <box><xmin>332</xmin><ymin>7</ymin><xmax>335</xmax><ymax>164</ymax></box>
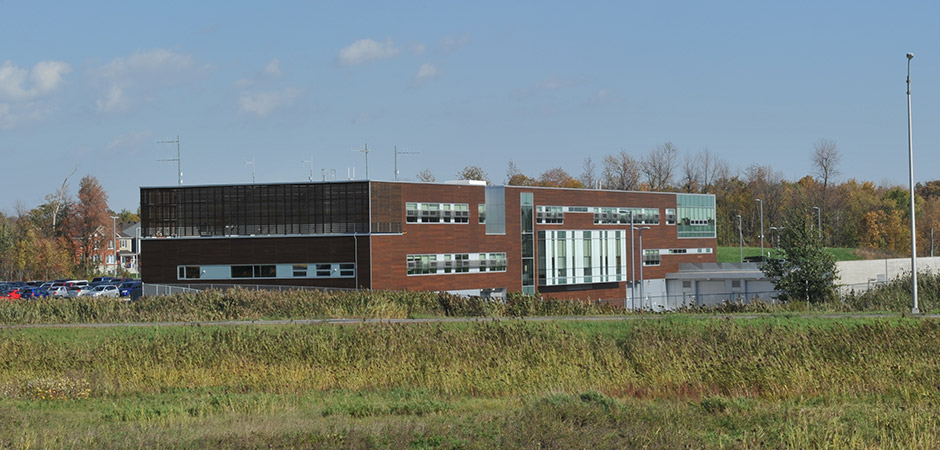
<box><xmin>117</xmin><ymin>222</ymin><xmax>141</xmax><ymax>275</ymax></box>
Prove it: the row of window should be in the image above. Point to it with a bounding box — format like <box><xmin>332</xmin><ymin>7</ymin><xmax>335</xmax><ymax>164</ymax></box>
<box><xmin>406</xmin><ymin>253</ymin><xmax>507</xmax><ymax>276</ymax></box>
<box><xmin>405</xmin><ymin>202</ymin><xmax>471</xmax><ymax>223</ymax></box>
<box><xmin>532</xmin><ymin>206</ymin><xmax>668</xmax><ymax>226</ymax></box>
<box><xmin>642</xmin><ymin>247</ymin><xmax>714</xmax><ymax>266</ymax></box>
<box><xmin>177</xmin><ymin>262</ymin><xmax>355</xmax><ymax>280</ymax></box>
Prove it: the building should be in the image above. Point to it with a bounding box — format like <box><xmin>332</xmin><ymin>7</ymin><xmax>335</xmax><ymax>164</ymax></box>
<box><xmin>139</xmin><ymin>180</ymin><xmax>717</xmax><ymax>302</ymax></box>
<box><xmin>117</xmin><ymin>222</ymin><xmax>142</xmax><ymax>275</ymax></box>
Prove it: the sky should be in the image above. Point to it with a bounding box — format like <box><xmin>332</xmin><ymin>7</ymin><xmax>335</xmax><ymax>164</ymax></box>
<box><xmin>2</xmin><ymin>0</ymin><xmax>940</xmax><ymax>213</ymax></box>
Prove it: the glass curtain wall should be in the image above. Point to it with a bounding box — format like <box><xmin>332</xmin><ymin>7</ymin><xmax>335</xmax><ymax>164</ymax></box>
<box><xmin>141</xmin><ymin>182</ymin><xmax>370</xmax><ymax>238</ymax></box>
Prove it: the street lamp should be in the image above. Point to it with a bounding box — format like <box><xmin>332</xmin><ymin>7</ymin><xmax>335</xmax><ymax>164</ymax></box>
<box><xmin>635</xmin><ymin>226</ymin><xmax>651</xmax><ymax>309</ymax></box>
<box><xmin>110</xmin><ymin>216</ymin><xmax>119</xmax><ymax>277</ymax></box>
<box><xmin>812</xmin><ymin>206</ymin><xmax>821</xmax><ymax>241</ymax></box>
<box><xmin>906</xmin><ymin>52</ymin><xmax>919</xmax><ymax>314</ymax></box>
<box><xmin>755</xmin><ymin>199</ymin><xmax>764</xmax><ymax>258</ymax></box>
<box><xmin>629</xmin><ymin>210</ymin><xmax>636</xmax><ymax>306</ymax></box>
<box><xmin>770</xmin><ymin>226</ymin><xmax>784</xmax><ymax>255</ymax></box>
<box><xmin>737</xmin><ymin>214</ymin><xmax>743</xmax><ymax>263</ymax></box>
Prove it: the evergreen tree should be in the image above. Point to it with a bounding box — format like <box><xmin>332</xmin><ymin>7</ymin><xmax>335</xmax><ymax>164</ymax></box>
<box><xmin>761</xmin><ymin>213</ymin><xmax>838</xmax><ymax>303</ymax></box>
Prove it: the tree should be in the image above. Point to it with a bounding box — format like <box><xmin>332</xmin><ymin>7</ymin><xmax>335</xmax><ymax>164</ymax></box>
<box><xmin>602</xmin><ymin>150</ymin><xmax>641</xmax><ymax>191</ymax></box>
<box><xmin>537</xmin><ymin>167</ymin><xmax>583</xmax><ymax>188</ymax></box>
<box><xmin>416</xmin><ymin>169</ymin><xmax>436</xmax><ymax>183</ymax></box>
<box><xmin>579</xmin><ymin>157</ymin><xmax>598</xmax><ymax>189</ymax></box>
<box><xmin>456</xmin><ymin>165</ymin><xmax>489</xmax><ymax>183</ymax></box>
<box><xmin>812</xmin><ymin>138</ymin><xmax>841</xmax><ymax>192</ymax></box>
<box><xmin>116</xmin><ymin>208</ymin><xmax>140</xmax><ymax>224</ymax></box>
<box><xmin>641</xmin><ymin>142</ymin><xmax>678</xmax><ymax>191</ymax></box>
<box><xmin>760</xmin><ymin>213</ymin><xmax>838</xmax><ymax>303</ymax></box>
<box><xmin>65</xmin><ymin>175</ymin><xmax>110</xmax><ymax>275</ymax></box>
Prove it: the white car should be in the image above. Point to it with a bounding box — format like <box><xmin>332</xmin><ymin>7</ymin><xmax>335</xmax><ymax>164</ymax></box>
<box><xmin>89</xmin><ymin>285</ymin><xmax>120</xmax><ymax>298</ymax></box>
<box><xmin>48</xmin><ymin>286</ymin><xmax>69</xmax><ymax>297</ymax></box>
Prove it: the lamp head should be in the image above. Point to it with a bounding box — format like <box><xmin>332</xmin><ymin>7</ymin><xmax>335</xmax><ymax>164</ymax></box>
<box><xmin>907</xmin><ymin>53</ymin><xmax>914</xmax><ymax>60</ymax></box>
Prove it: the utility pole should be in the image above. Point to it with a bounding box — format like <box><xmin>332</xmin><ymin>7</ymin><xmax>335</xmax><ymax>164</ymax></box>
<box><xmin>394</xmin><ymin>146</ymin><xmax>420</xmax><ymax>181</ymax></box>
<box><xmin>157</xmin><ymin>136</ymin><xmax>182</xmax><ymax>185</ymax></box>
<box><xmin>737</xmin><ymin>214</ymin><xmax>743</xmax><ymax>263</ymax></box>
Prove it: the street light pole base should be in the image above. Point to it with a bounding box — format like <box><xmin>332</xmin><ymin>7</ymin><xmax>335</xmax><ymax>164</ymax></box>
<box><xmin>912</xmin><ymin>307</ymin><xmax>921</xmax><ymax>315</ymax></box>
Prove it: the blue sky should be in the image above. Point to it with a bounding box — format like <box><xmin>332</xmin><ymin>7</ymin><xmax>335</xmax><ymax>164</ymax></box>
<box><xmin>2</xmin><ymin>1</ymin><xmax>939</xmax><ymax>212</ymax></box>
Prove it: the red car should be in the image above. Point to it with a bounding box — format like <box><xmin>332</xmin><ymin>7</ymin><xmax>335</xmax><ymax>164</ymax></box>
<box><xmin>0</xmin><ymin>288</ymin><xmax>23</xmax><ymax>300</ymax></box>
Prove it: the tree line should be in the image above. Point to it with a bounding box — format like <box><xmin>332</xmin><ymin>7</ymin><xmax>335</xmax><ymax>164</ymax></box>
<box><xmin>0</xmin><ymin>174</ymin><xmax>138</xmax><ymax>281</ymax></box>
<box><xmin>439</xmin><ymin>139</ymin><xmax>939</xmax><ymax>257</ymax></box>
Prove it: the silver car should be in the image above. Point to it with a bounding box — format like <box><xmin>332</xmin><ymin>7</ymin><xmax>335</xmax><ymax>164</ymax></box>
<box><xmin>69</xmin><ymin>286</ymin><xmax>94</xmax><ymax>297</ymax></box>
<box><xmin>48</xmin><ymin>286</ymin><xmax>70</xmax><ymax>297</ymax></box>
<box><xmin>89</xmin><ymin>285</ymin><xmax>120</xmax><ymax>298</ymax></box>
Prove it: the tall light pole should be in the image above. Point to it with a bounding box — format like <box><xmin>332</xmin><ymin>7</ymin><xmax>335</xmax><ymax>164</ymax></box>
<box><xmin>635</xmin><ymin>226</ymin><xmax>651</xmax><ymax>308</ymax></box>
<box><xmin>755</xmin><ymin>199</ymin><xmax>764</xmax><ymax>258</ymax></box>
<box><xmin>737</xmin><ymin>214</ymin><xmax>743</xmax><ymax>263</ymax></box>
<box><xmin>629</xmin><ymin>211</ymin><xmax>636</xmax><ymax>305</ymax></box>
<box><xmin>110</xmin><ymin>216</ymin><xmax>119</xmax><ymax>277</ymax></box>
<box><xmin>244</xmin><ymin>158</ymin><xmax>256</xmax><ymax>183</ymax></box>
<box><xmin>812</xmin><ymin>206</ymin><xmax>821</xmax><ymax>241</ymax></box>
<box><xmin>907</xmin><ymin>52</ymin><xmax>919</xmax><ymax>314</ymax></box>
<box><xmin>770</xmin><ymin>226</ymin><xmax>784</xmax><ymax>255</ymax></box>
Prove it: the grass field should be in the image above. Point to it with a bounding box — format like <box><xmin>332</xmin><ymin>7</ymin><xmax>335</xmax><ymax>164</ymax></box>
<box><xmin>2</xmin><ymin>317</ymin><xmax>940</xmax><ymax>448</ymax></box>
<box><xmin>717</xmin><ymin>246</ymin><xmax>860</xmax><ymax>263</ymax></box>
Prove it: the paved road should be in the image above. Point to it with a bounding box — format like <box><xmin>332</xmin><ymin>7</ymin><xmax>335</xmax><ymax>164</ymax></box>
<box><xmin>0</xmin><ymin>312</ymin><xmax>929</xmax><ymax>329</ymax></box>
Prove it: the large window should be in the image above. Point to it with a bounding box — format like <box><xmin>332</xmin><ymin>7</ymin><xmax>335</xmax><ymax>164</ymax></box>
<box><xmin>676</xmin><ymin>194</ymin><xmax>716</xmax><ymax>238</ymax></box>
<box><xmin>537</xmin><ymin>230</ymin><xmax>627</xmax><ymax>287</ymax></box>
<box><xmin>141</xmin><ymin>182</ymin><xmax>370</xmax><ymax>238</ymax></box>
<box><xmin>406</xmin><ymin>253</ymin><xmax>507</xmax><ymax>276</ymax></box>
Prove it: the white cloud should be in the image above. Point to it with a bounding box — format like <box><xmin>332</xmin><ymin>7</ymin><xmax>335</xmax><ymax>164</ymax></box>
<box><xmin>106</xmin><ymin>130</ymin><xmax>153</xmax><ymax>153</ymax></box>
<box><xmin>440</xmin><ymin>34</ymin><xmax>470</xmax><ymax>52</ymax></box>
<box><xmin>264</xmin><ymin>59</ymin><xmax>281</xmax><ymax>77</ymax></box>
<box><xmin>415</xmin><ymin>63</ymin><xmax>439</xmax><ymax>80</ymax></box>
<box><xmin>0</xmin><ymin>60</ymin><xmax>71</xmax><ymax>101</ymax></box>
<box><xmin>96</xmin><ymin>85</ymin><xmax>127</xmax><ymax>113</ymax></box>
<box><xmin>91</xmin><ymin>49</ymin><xmax>203</xmax><ymax>113</ymax></box>
<box><xmin>338</xmin><ymin>38</ymin><xmax>400</xmax><ymax>66</ymax></box>
<box><xmin>411</xmin><ymin>43</ymin><xmax>426</xmax><ymax>56</ymax></box>
<box><xmin>98</xmin><ymin>49</ymin><xmax>195</xmax><ymax>77</ymax></box>
<box><xmin>238</xmin><ymin>88</ymin><xmax>302</xmax><ymax>117</ymax></box>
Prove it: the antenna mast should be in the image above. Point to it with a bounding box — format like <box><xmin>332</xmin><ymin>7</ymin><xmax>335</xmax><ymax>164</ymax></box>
<box><xmin>351</xmin><ymin>144</ymin><xmax>370</xmax><ymax>179</ymax></box>
<box><xmin>156</xmin><ymin>136</ymin><xmax>182</xmax><ymax>185</ymax></box>
<box><xmin>394</xmin><ymin>146</ymin><xmax>420</xmax><ymax>181</ymax></box>
<box><xmin>302</xmin><ymin>157</ymin><xmax>315</xmax><ymax>182</ymax></box>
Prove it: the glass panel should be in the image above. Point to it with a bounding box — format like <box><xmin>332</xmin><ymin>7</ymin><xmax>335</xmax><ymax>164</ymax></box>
<box><xmin>231</xmin><ymin>265</ymin><xmax>253</xmax><ymax>278</ymax></box>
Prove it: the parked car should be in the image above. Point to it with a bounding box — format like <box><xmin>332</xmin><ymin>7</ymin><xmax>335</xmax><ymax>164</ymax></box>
<box><xmin>20</xmin><ymin>287</ymin><xmax>50</xmax><ymax>299</ymax></box>
<box><xmin>0</xmin><ymin>288</ymin><xmax>24</xmax><ymax>300</ymax></box>
<box><xmin>64</xmin><ymin>280</ymin><xmax>89</xmax><ymax>288</ymax></box>
<box><xmin>118</xmin><ymin>281</ymin><xmax>142</xmax><ymax>297</ymax></box>
<box><xmin>89</xmin><ymin>284</ymin><xmax>120</xmax><ymax>298</ymax></box>
<box><xmin>91</xmin><ymin>276</ymin><xmax>115</xmax><ymax>284</ymax></box>
<box><xmin>68</xmin><ymin>285</ymin><xmax>94</xmax><ymax>297</ymax></box>
<box><xmin>48</xmin><ymin>286</ymin><xmax>70</xmax><ymax>297</ymax></box>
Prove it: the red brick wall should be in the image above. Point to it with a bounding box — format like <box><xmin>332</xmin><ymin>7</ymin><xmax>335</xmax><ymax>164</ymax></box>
<box><xmin>369</xmin><ymin>183</ymin><xmax>717</xmax><ymax>299</ymax></box>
